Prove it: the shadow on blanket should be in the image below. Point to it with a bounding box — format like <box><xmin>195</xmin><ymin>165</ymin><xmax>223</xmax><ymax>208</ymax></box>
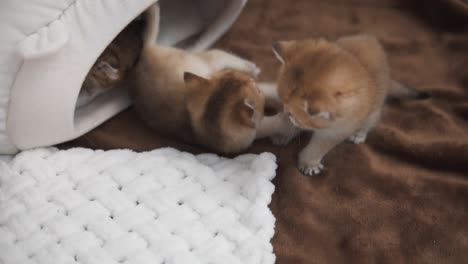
<box><xmin>65</xmin><ymin>0</ymin><xmax>468</xmax><ymax>263</ymax></box>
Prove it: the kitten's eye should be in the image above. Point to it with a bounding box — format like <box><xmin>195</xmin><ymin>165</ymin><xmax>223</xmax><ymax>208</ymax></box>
<box><xmin>307</xmin><ymin>109</ymin><xmax>331</xmax><ymax>120</ymax></box>
<box><xmin>307</xmin><ymin>108</ymin><xmax>319</xmax><ymax>116</ymax></box>
<box><xmin>319</xmin><ymin>112</ymin><xmax>331</xmax><ymax>119</ymax></box>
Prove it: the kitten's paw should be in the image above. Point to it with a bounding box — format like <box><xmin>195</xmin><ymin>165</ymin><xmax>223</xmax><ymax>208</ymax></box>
<box><xmin>298</xmin><ymin>162</ymin><xmax>324</xmax><ymax>176</ymax></box>
<box><xmin>298</xmin><ymin>150</ymin><xmax>324</xmax><ymax>176</ymax></box>
<box><xmin>245</xmin><ymin>62</ymin><xmax>261</xmax><ymax>78</ymax></box>
<box><xmin>348</xmin><ymin>132</ymin><xmax>367</xmax><ymax>144</ymax></box>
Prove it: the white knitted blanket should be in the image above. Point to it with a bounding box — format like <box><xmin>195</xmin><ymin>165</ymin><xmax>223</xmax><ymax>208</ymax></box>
<box><xmin>0</xmin><ymin>148</ymin><xmax>277</xmax><ymax>264</ymax></box>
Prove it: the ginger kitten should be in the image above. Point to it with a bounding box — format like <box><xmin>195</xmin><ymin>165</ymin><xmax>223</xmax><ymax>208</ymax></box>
<box><xmin>129</xmin><ymin>4</ymin><xmax>278</xmax><ymax>154</ymax></box>
<box><xmin>131</xmin><ymin>48</ymin><xmax>265</xmax><ymax>154</ymax></box>
<box><xmin>271</xmin><ymin>34</ymin><xmax>429</xmax><ymax>176</ymax></box>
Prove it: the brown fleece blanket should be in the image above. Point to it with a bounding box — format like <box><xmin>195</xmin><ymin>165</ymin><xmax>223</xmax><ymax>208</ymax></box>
<box><xmin>66</xmin><ymin>0</ymin><xmax>468</xmax><ymax>263</ymax></box>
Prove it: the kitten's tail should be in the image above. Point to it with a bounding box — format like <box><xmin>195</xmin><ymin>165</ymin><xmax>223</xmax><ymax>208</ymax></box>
<box><xmin>142</xmin><ymin>3</ymin><xmax>160</xmax><ymax>48</ymax></box>
<box><xmin>388</xmin><ymin>80</ymin><xmax>431</xmax><ymax>100</ymax></box>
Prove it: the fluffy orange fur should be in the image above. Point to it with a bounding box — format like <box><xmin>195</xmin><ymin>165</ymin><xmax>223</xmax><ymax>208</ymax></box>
<box><xmin>131</xmin><ymin>64</ymin><xmax>265</xmax><ymax>154</ymax></box>
<box><xmin>128</xmin><ymin>5</ymin><xmax>271</xmax><ymax>154</ymax></box>
<box><xmin>185</xmin><ymin>70</ymin><xmax>265</xmax><ymax>153</ymax></box>
<box><xmin>271</xmin><ymin>34</ymin><xmax>428</xmax><ymax>175</ymax></box>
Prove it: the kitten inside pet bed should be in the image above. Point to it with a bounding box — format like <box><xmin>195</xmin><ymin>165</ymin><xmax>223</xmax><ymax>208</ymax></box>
<box><xmin>76</xmin><ymin>17</ymin><xmax>145</xmax><ymax>108</ymax></box>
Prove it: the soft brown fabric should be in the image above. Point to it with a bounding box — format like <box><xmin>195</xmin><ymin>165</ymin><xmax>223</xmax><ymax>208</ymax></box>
<box><xmin>66</xmin><ymin>0</ymin><xmax>468</xmax><ymax>263</ymax></box>
<box><xmin>448</xmin><ymin>0</ymin><xmax>468</xmax><ymax>15</ymax></box>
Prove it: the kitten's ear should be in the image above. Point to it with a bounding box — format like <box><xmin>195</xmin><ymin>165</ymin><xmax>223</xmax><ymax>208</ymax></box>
<box><xmin>97</xmin><ymin>61</ymin><xmax>120</xmax><ymax>81</ymax></box>
<box><xmin>244</xmin><ymin>98</ymin><xmax>256</xmax><ymax>111</ymax></box>
<box><xmin>183</xmin><ymin>72</ymin><xmax>208</xmax><ymax>86</ymax></box>
<box><xmin>243</xmin><ymin>98</ymin><xmax>257</xmax><ymax>120</ymax></box>
<box><xmin>272</xmin><ymin>41</ymin><xmax>294</xmax><ymax>64</ymax></box>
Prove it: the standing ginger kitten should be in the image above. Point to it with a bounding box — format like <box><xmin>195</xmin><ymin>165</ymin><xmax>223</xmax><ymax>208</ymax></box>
<box><xmin>271</xmin><ymin>34</ymin><xmax>429</xmax><ymax>176</ymax></box>
<box><xmin>129</xmin><ymin>4</ymin><xmax>279</xmax><ymax>154</ymax></box>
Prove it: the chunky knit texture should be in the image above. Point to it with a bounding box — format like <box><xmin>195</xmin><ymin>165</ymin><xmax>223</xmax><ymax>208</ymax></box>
<box><xmin>0</xmin><ymin>148</ymin><xmax>276</xmax><ymax>264</ymax></box>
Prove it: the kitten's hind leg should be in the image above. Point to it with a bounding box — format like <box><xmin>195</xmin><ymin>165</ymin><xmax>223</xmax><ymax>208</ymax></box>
<box><xmin>199</xmin><ymin>49</ymin><xmax>260</xmax><ymax>77</ymax></box>
<box><xmin>348</xmin><ymin>110</ymin><xmax>381</xmax><ymax>144</ymax></box>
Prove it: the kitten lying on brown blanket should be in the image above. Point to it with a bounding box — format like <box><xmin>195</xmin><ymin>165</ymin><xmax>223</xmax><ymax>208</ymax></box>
<box><xmin>128</xmin><ymin>5</ymin><xmax>281</xmax><ymax>154</ymax></box>
<box><xmin>271</xmin><ymin>34</ymin><xmax>430</xmax><ymax>176</ymax></box>
<box><xmin>79</xmin><ymin>5</ymin><xmax>283</xmax><ymax>153</ymax></box>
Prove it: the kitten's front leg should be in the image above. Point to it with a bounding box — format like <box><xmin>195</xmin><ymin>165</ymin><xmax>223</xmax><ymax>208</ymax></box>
<box><xmin>298</xmin><ymin>128</ymin><xmax>353</xmax><ymax>176</ymax></box>
<box><xmin>270</xmin><ymin>113</ymin><xmax>300</xmax><ymax>146</ymax></box>
<box><xmin>199</xmin><ymin>49</ymin><xmax>261</xmax><ymax>77</ymax></box>
<box><xmin>254</xmin><ymin>109</ymin><xmax>300</xmax><ymax>144</ymax></box>
<box><xmin>255</xmin><ymin>114</ymin><xmax>284</xmax><ymax>139</ymax></box>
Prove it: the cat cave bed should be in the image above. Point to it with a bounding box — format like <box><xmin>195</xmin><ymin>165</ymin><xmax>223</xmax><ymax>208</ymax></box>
<box><xmin>0</xmin><ymin>0</ymin><xmax>247</xmax><ymax>154</ymax></box>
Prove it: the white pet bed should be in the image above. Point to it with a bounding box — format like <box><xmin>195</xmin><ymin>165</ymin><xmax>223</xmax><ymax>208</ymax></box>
<box><xmin>0</xmin><ymin>148</ymin><xmax>276</xmax><ymax>264</ymax></box>
<box><xmin>0</xmin><ymin>0</ymin><xmax>247</xmax><ymax>154</ymax></box>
